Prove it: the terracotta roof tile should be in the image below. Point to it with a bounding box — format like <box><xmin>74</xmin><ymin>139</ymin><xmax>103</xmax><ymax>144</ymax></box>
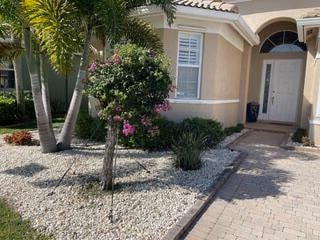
<box><xmin>174</xmin><ymin>0</ymin><xmax>239</xmax><ymax>13</ymax></box>
<box><xmin>302</xmin><ymin>8</ymin><xmax>320</xmax><ymax>18</ymax></box>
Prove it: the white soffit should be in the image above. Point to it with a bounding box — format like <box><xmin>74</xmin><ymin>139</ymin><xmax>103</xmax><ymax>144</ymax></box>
<box><xmin>134</xmin><ymin>5</ymin><xmax>260</xmax><ymax>47</ymax></box>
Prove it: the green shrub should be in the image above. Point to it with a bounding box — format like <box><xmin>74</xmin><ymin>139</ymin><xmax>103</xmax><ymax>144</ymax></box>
<box><xmin>119</xmin><ymin>117</ymin><xmax>179</xmax><ymax>150</ymax></box>
<box><xmin>180</xmin><ymin>118</ymin><xmax>224</xmax><ymax>148</ymax></box>
<box><xmin>172</xmin><ymin>132</ymin><xmax>207</xmax><ymax>171</ymax></box>
<box><xmin>0</xmin><ymin>91</ymin><xmax>35</xmax><ymax>125</ymax></box>
<box><xmin>24</xmin><ymin>92</ymin><xmax>35</xmax><ymax>118</ymax></box>
<box><xmin>0</xmin><ymin>95</ymin><xmax>17</xmax><ymax>125</ymax></box>
<box><xmin>292</xmin><ymin>128</ymin><xmax>307</xmax><ymax>143</ymax></box>
<box><xmin>224</xmin><ymin>123</ymin><xmax>244</xmax><ymax>137</ymax></box>
<box><xmin>75</xmin><ymin>112</ymin><xmax>106</xmax><ymax>142</ymax></box>
<box><xmin>302</xmin><ymin>136</ymin><xmax>315</xmax><ymax>147</ymax></box>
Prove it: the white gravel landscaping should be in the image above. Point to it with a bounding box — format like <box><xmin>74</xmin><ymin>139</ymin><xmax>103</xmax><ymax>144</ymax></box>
<box><xmin>0</xmin><ymin>134</ymin><xmax>239</xmax><ymax>240</ymax></box>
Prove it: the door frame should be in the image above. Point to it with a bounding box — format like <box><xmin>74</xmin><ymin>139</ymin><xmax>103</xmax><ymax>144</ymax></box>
<box><xmin>258</xmin><ymin>59</ymin><xmax>303</xmax><ymax>123</ymax></box>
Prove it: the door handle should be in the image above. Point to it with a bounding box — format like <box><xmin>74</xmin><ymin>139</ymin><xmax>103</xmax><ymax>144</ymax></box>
<box><xmin>271</xmin><ymin>96</ymin><xmax>275</xmax><ymax>104</ymax></box>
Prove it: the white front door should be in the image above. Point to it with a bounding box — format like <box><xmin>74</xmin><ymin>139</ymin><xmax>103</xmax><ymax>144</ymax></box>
<box><xmin>259</xmin><ymin>59</ymin><xmax>303</xmax><ymax>123</ymax></box>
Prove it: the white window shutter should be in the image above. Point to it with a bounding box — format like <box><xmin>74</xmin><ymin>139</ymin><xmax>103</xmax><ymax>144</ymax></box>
<box><xmin>176</xmin><ymin>32</ymin><xmax>202</xmax><ymax>99</ymax></box>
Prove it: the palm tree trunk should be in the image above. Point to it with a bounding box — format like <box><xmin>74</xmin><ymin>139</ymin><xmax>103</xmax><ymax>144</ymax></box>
<box><xmin>24</xmin><ymin>29</ymin><xmax>57</xmax><ymax>153</ymax></box>
<box><xmin>40</xmin><ymin>54</ymin><xmax>52</xmax><ymax>126</ymax></box>
<box><xmin>57</xmin><ymin>19</ymin><xmax>94</xmax><ymax>150</ymax></box>
<box><xmin>101</xmin><ymin>123</ymin><xmax>117</xmax><ymax>191</ymax></box>
<box><xmin>12</xmin><ymin>54</ymin><xmax>25</xmax><ymax>115</ymax></box>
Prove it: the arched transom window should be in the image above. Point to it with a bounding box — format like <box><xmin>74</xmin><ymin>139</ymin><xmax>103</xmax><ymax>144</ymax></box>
<box><xmin>260</xmin><ymin>31</ymin><xmax>307</xmax><ymax>53</ymax></box>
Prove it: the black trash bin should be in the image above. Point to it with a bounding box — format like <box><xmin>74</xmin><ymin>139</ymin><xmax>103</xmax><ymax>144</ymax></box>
<box><xmin>247</xmin><ymin>102</ymin><xmax>260</xmax><ymax>123</ymax></box>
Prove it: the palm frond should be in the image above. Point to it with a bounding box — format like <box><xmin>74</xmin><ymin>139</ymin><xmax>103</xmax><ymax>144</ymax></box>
<box><xmin>94</xmin><ymin>0</ymin><xmax>129</xmax><ymax>43</ymax></box>
<box><xmin>0</xmin><ymin>0</ymin><xmax>23</xmax><ymax>36</ymax></box>
<box><xmin>0</xmin><ymin>40</ymin><xmax>23</xmax><ymax>58</ymax></box>
<box><xmin>126</xmin><ymin>0</ymin><xmax>176</xmax><ymax>25</ymax></box>
<box><xmin>0</xmin><ymin>22</ymin><xmax>10</xmax><ymax>39</ymax></box>
<box><xmin>22</xmin><ymin>0</ymin><xmax>82</xmax><ymax>74</ymax></box>
<box><xmin>122</xmin><ymin>17</ymin><xmax>163</xmax><ymax>50</ymax></box>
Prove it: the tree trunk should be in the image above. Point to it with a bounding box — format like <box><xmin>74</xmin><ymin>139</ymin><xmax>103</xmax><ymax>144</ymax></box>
<box><xmin>40</xmin><ymin>54</ymin><xmax>52</xmax><ymax>126</ymax></box>
<box><xmin>57</xmin><ymin>18</ymin><xmax>94</xmax><ymax>150</ymax></box>
<box><xmin>13</xmin><ymin>54</ymin><xmax>25</xmax><ymax>115</ymax></box>
<box><xmin>101</xmin><ymin>124</ymin><xmax>117</xmax><ymax>191</ymax></box>
<box><xmin>24</xmin><ymin>29</ymin><xmax>57</xmax><ymax>153</ymax></box>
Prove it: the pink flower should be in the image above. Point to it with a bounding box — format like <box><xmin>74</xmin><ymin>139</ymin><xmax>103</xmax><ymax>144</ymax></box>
<box><xmin>147</xmin><ymin>126</ymin><xmax>159</xmax><ymax>137</ymax></box>
<box><xmin>122</xmin><ymin>121</ymin><xmax>135</xmax><ymax>136</ymax></box>
<box><xmin>111</xmin><ymin>54</ymin><xmax>122</xmax><ymax>65</ymax></box>
<box><xmin>115</xmin><ymin>106</ymin><xmax>123</xmax><ymax>112</ymax></box>
<box><xmin>113</xmin><ymin>115</ymin><xmax>123</xmax><ymax>122</ymax></box>
<box><xmin>154</xmin><ymin>104</ymin><xmax>162</xmax><ymax>113</ymax></box>
<box><xmin>88</xmin><ymin>63</ymin><xmax>97</xmax><ymax>72</ymax></box>
<box><xmin>147</xmin><ymin>49</ymin><xmax>156</xmax><ymax>58</ymax></box>
<box><xmin>154</xmin><ymin>100</ymin><xmax>171</xmax><ymax>113</ymax></box>
<box><xmin>141</xmin><ymin>116</ymin><xmax>152</xmax><ymax>126</ymax></box>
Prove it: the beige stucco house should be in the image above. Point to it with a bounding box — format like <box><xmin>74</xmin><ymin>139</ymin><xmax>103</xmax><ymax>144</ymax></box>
<box><xmin>136</xmin><ymin>0</ymin><xmax>320</xmax><ymax>145</ymax></box>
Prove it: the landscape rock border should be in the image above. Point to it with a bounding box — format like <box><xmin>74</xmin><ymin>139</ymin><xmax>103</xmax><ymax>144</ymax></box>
<box><xmin>162</xmin><ymin>151</ymin><xmax>248</xmax><ymax>240</ymax></box>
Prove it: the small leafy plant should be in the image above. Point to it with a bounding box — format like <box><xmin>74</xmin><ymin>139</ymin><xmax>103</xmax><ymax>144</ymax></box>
<box><xmin>4</xmin><ymin>131</ymin><xmax>39</xmax><ymax>146</ymax></box>
<box><xmin>224</xmin><ymin>123</ymin><xmax>244</xmax><ymax>137</ymax></box>
<box><xmin>302</xmin><ymin>136</ymin><xmax>315</xmax><ymax>147</ymax></box>
<box><xmin>180</xmin><ymin>118</ymin><xmax>224</xmax><ymax>148</ymax></box>
<box><xmin>75</xmin><ymin>111</ymin><xmax>106</xmax><ymax>142</ymax></box>
<box><xmin>172</xmin><ymin>132</ymin><xmax>208</xmax><ymax>171</ymax></box>
<box><xmin>292</xmin><ymin>128</ymin><xmax>307</xmax><ymax>143</ymax></box>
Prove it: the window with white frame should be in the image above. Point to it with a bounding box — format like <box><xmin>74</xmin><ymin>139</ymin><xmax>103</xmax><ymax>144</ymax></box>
<box><xmin>176</xmin><ymin>32</ymin><xmax>203</xmax><ymax>99</ymax></box>
<box><xmin>0</xmin><ymin>62</ymin><xmax>15</xmax><ymax>89</ymax></box>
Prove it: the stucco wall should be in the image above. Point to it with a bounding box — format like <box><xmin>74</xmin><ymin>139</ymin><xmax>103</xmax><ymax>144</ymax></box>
<box><xmin>307</xmin><ymin>34</ymin><xmax>320</xmax><ymax>145</ymax></box>
<box><xmin>158</xmin><ymin>28</ymin><xmax>243</xmax><ymax>126</ymax></box>
<box><xmin>233</xmin><ymin>0</ymin><xmax>320</xmax><ymax>33</ymax></box>
<box><xmin>301</xmin><ymin>37</ymin><xmax>317</xmax><ymax>127</ymax></box>
<box><xmin>162</xmin><ymin>103</ymin><xmax>239</xmax><ymax>127</ymax></box>
<box><xmin>309</xmin><ymin>124</ymin><xmax>320</xmax><ymax>146</ymax></box>
<box><xmin>238</xmin><ymin>43</ymin><xmax>252</xmax><ymax>123</ymax></box>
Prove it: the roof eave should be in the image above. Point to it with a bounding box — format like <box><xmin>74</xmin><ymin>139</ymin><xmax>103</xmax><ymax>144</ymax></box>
<box><xmin>134</xmin><ymin>5</ymin><xmax>260</xmax><ymax>46</ymax></box>
<box><xmin>297</xmin><ymin>17</ymin><xmax>320</xmax><ymax>42</ymax></box>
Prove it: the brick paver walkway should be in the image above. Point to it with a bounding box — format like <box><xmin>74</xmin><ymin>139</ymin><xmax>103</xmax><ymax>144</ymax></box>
<box><xmin>184</xmin><ymin>131</ymin><xmax>320</xmax><ymax>240</ymax></box>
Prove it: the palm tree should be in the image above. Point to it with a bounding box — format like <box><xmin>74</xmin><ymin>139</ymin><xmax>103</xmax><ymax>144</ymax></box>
<box><xmin>24</xmin><ymin>28</ymin><xmax>58</xmax><ymax>152</ymax></box>
<box><xmin>23</xmin><ymin>0</ymin><xmax>176</xmax><ymax>151</ymax></box>
<box><xmin>0</xmin><ymin>2</ymin><xmax>25</xmax><ymax>115</ymax></box>
<box><xmin>0</xmin><ymin>0</ymin><xmax>58</xmax><ymax>153</ymax></box>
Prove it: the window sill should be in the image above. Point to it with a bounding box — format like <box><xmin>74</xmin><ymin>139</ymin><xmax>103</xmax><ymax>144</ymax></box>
<box><xmin>168</xmin><ymin>99</ymin><xmax>240</xmax><ymax>104</ymax></box>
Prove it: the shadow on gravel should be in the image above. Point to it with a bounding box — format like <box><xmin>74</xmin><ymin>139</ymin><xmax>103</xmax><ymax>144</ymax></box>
<box><xmin>29</xmin><ymin>160</ymin><xmax>157</xmax><ymax>189</ymax></box>
<box><xmin>2</xmin><ymin>163</ymin><xmax>48</xmax><ymax>177</ymax></box>
<box><xmin>56</xmin><ymin>147</ymin><xmax>169</xmax><ymax>160</ymax></box>
<box><xmin>30</xmin><ymin>173</ymin><xmax>101</xmax><ymax>189</ymax></box>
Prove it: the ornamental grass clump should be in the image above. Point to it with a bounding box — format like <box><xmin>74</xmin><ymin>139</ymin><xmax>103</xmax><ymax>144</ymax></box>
<box><xmin>172</xmin><ymin>132</ymin><xmax>208</xmax><ymax>171</ymax></box>
<box><xmin>86</xmin><ymin>44</ymin><xmax>173</xmax><ymax>190</ymax></box>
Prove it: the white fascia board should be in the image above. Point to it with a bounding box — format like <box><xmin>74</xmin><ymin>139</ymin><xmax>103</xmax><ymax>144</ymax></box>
<box><xmin>226</xmin><ymin>0</ymin><xmax>252</xmax><ymax>3</ymax></box>
<box><xmin>133</xmin><ymin>5</ymin><xmax>260</xmax><ymax>46</ymax></box>
<box><xmin>297</xmin><ymin>17</ymin><xmax>320</xmax><ymax>42</ymax></box>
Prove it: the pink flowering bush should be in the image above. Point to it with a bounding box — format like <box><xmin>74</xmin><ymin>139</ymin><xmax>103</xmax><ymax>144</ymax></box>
<box><xmin>122</xmin><ymin>121</ymin><xmax>136</xmax><ymax>136</ymax></box>
<box><xmin>86</xmin><ymin>44</ymin><xmax>172</xmax><ymax>141</ymax></box>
